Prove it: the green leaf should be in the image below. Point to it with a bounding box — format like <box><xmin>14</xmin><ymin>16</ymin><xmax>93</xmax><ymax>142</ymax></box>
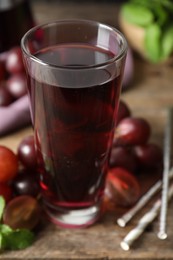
<box><xmin>0</xmin><ymin>233</ymin><xmax>9</xmax><ymax>251</ymax></box>
<box><xmin>154</xmin><ymin>4</ymin><xmax>168</xmax><ymax>26</ymax></box>
<box><xmin>130</xmin><ymin>0</ymin><xmax>169</xmax><ymax>25</ymax></box>
<box><xmin>0</xmin><ymin>233</ymin><xmax>8</xmax><ymax>251</ymax></box>
<box><xmin>121</xmin><ymin>3</ymin><xmax>154</xmax><ymax>27</ymax></box>
<box><xmin>130</xmin><ymin>0</ymin><xmax>155</xmax><ymax>9</ymax></box>
<box><xmin>0</xmin><ymin>224</ymin><xmax>12</xmax><ymax>235</ymax></box>
<box><xmin>0</xmin><ymin>225</ymin><xmax>13</xmax><ymax>250</ymax></box>
<box><xmin>162</xmin><ymin>0</ymin><xmax>173</xmax><ymax>11</ymax></box>
<box><xmin>3</xmin><ymin>229</ymin><xmax>35</xmax><ymax>250</ymax></box>
<box><xmin>161</xmin><ymin>25</ymin><xmax>173</xmax><ymax>59</ymax></box>
<box><xmin>145</xmin><ymin>23</ymin><xmax>162</xmax><ymax>62</ymax></box>
<box><xmin>0</xmin><ymin>196</ymin><xmax>5</xmax><ymax>222</ymax></box>
<box><xmin>0</xmin><ymin>233</ymin><xmax>3</xmax><ymax>249</ymax></box>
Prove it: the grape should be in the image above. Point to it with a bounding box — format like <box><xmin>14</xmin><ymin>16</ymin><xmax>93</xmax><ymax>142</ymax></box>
<box><xmin>105</xmin><ymin>167</ymin><xmax>140</xmax><ymax>207</ymax></box>
<box><xmin>116</xmin><ymin>100</ymin><xmax>131</xmax><ymax>125</ymax></box>
<box><xmin>0</xmin><ymin>183</ymin><xmax>12</xmax><ymax>202</ymax></box>
<box><xmin>5</xmin><ymin>47</ymin><xmax>24</xmax><ymax>74</ymax></box>
<box><xmin>0</xmin><ymin>85</ymin><xmax>14</xmax><ymax>106</ymax></box>
<box><xmin>133</xmin><ymin>143</ymin><xmax>163</xmax><ymax>169</ymax></box>
<box><xmin>3</xmin><ymin>195</ymin><xmax>41</xmax><ymax>230</ymax></box>
<box><xmin>0</xmin><ymin>146</ymin><xmax>18</xmax><ymax>183</ymax></box>
<box><xmin>6</xmin><ymin>74</ymin><xmax>27</xmax><ymax>99</ymax></box>
<box><xmin>12</xmin><ymin>169</ymin><xmax>40</xmax><ymax>197</ymax></box>
<box><xmin>109</xmin><ymin>146</ymin><xmax>137</xmax><ymax>173</ymax></box>
<box><xmin>114</xmin><ymin>117</ymin><xmax>151</xmax><ymax>146</ymax></box>
<box><xmin>17</xmin><ymin>135</ymin><xmax>37</xmax><ymax>169</ymax></box>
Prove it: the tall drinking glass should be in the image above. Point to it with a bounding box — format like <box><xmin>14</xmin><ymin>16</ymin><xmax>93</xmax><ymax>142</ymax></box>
<box><xmin>21</xmin><ymin>20</ymin><xmax>127</xmax><ymax>228</ymax></box>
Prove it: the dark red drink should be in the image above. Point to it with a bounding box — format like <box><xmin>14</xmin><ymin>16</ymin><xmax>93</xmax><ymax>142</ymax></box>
<box><xmin>22</xmin><ymin>20</ymin><xmax>127</xmax><ymax>227</ymax></box>
<box><xmin>27</xmin><ymin>44</ymin><xmax>122</xmax><ymax>210</ymax></box>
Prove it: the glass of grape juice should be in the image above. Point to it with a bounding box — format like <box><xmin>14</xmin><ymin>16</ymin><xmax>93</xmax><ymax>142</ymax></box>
<box><xmin>21</xmin><ymin>20</ymin><xmax>127</xmax><ymax>228</ymax></box>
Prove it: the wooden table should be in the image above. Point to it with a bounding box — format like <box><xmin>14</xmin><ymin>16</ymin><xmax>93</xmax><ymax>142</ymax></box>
<box><xmin>0</xmin><ymin>1</ymin><xmax>173</xmax><ymax>259</ymax></box>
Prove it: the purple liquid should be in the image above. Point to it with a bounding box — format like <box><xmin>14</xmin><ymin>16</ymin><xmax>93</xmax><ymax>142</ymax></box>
<box><xmin>27</xmin><ymin>44</ymin><xmax>122</xmax><ymax>210</ymax></box>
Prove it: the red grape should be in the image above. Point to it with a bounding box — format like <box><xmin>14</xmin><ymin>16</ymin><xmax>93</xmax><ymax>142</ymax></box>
<box><xmin>0</xmin><ymin>183</ymin><xmax>12</xmax><ymax>202</ymax></box>
<box><xmin>17</xmin><ymin>135</ymin><xmax>37</xmax><ymax>169</ymax></box>
<box><xmin>109</xmin><ymin>146</ymin><xmax>137</xmax><ymax>173</ymax></box>
<box><xmin>3</xmin><ymin>195</ymin><xmax>41</xmax><ymax>230</ymax></box>
<box><xmin>116</xmin><ymin>100</ymin><xmax>131</xmax><ymax>125</ymax></box>
<box><xmin>105</xmin><ymin>167</ymin><xmax>140</xmax><ymax>207</ymax></box>
<box><xmin>133</xmin><ymin>143</ymin><xmax>163</xmax><ymax>169</ymax></box>
<box><xmin>12</xmin><ymin>169</ymin><xmax>40</xmax><ymax>197</ymax></box>
<box><xmin>114</xmin><ymin>117</ymin><xmax>151</xmax><ymax>146</ymax></box>
<box><xmin>0</xmin><ymin>85</ymin><xmax>14</xmax><ymax>106</ymax></box>
<box><xmin>5</xmin><ymin>47</ymin><xmax>24</xmax><ymax>74</ymax></box>
<box><xmin>6</xmin><ymin>74</ymin><xmax>27</xmax><ymax>99</ymax></box>
<box><xmin>0</xmin><ymin>146</ymin><xmax>18</xmax><ymax>183</ymax></box>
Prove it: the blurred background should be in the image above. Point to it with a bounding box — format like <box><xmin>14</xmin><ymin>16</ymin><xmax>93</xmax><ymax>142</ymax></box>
<box><xmin>31</xmin><ymin>0</ymin><xmax>126</xmax><ymax>27</ymax></box>
<box><xmin>0</xmin><ymin>0</ymin><xmax>129</xmax><ymax>135</ymax></box>
<box><xmin>0</xmin><ymin>0</ymin><xmax>173</xmax><ymax>136</ymax></box>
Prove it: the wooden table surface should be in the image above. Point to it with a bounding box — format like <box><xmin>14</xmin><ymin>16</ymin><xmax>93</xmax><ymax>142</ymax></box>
<box><xmin>0</xmin><ymin>1</ymin><xmax>173</xmax><ymax>259</ymax></box>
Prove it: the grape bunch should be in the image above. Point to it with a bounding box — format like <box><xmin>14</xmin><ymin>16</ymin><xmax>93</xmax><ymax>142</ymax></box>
<box><xmin>105</xmin><ymin>100</ymin><xmax>163</xmax><ymax>208</ymax></box>
<box><xmin>112</xmin><ymin>100</ymin><xmax>163</xmax><ymax>171</ymax></box>
<box><xmin>0</xmin><ymin>46</ymin><xmax>27</xmax><ymax>106</ymax></box>
<box><xmin>0</xmin><ymin>136</ymin><xmax>40</xmax><ymax>231</ymax></box>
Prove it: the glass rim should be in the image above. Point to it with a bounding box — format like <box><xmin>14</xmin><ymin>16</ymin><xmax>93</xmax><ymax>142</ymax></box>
<box><xmin>21</xmin><ymin>19</ymin><xmax>128</xmax><ymax>70</ymax></box>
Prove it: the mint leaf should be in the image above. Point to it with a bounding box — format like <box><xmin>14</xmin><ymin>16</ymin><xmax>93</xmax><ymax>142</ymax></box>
<box><xmin>154</xmin><ymin>4</ymin><xmax>168</xmax><ymax>26</ymax></box>
<box><xmin>161</xmin><ymin>25</ymin><xmax>173</xmax><ymax>59</ymax></box>
<box><xmin>3</xmin><ymin>229</ymin><xmax>35</xmax><ymax>250</ymax></box>
<box><xmin>0</xmin><ymin>233</ymin><xmax>3</xmax><ymax>249</ymax></box>
<box><xmin>0</xmin><ymin>196</ymin><xmax>5</xmax><ymax>222</ymax></box>
<box><xmin>0</xmin><ymin>224</ymin><xmax>35</xmax><ymax>251</ymax></box>
<box><xmin>0</xmin><ymin>224</ymin><xmax>12</xmax><ymax>234</ymax></box>
<box><xmin>0</xmin><ymin>233</ymin><xmax>9</xmax><ymax>250</ymax></box>
<box><xmin>121</xmin><ymin>3</ymin><xmax>154</xmax><ymax>27</ymax></box>
<box><xmin>0</xmin><ymin>225</ymin><xmax>12</xmax><ymax>250</ymax></box>
<box><xmin>145</xmin><ymin>23</ymin><xmax>162</xmax><ymax>62</ymax></box>
<box><xmin>0</xmin><ymin>233</ymin><xmax>8</xmax><ymax>251</ymax></box>
<box><xmin>130</xmin><ymin>0</ymin><xmax>155</xmax><ymax>9</ymax></box>
<box><xmin>162</xmin><ymin>0</ymin><xmax>173</xmax><ymax>11</ymax></box>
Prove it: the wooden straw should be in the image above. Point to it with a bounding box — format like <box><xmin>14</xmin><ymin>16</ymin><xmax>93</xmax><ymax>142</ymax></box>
<box><xmin>120</xmin><ymin>184</ymin><xmax>173</xmax><ymax>251</ymax></box>
<box><xmin>158</xmin><ymin>107</ymin><xmax>173</xmax><ymax>239</ymax></box>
